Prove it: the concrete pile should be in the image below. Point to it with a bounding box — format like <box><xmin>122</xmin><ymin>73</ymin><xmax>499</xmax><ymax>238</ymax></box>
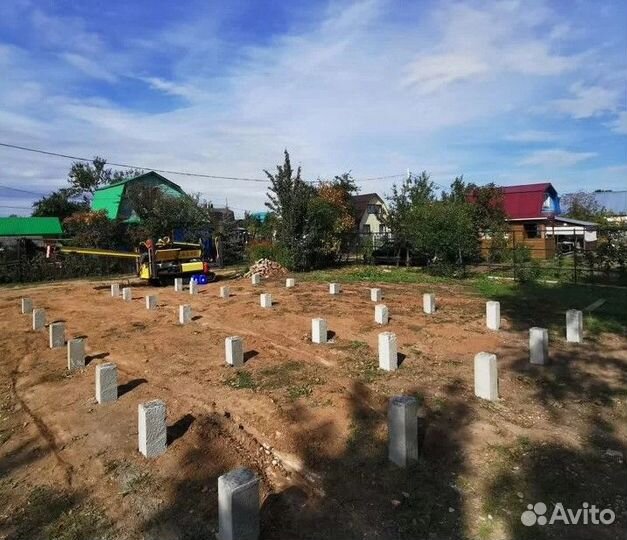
<box><xmin>244</xmin><ymin>259</ymin><xmax>288</xmax><ymax>279</ymax></box>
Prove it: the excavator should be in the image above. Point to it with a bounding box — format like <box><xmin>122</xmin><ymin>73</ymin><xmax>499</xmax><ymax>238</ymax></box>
<box><xmin>53</xmin><ymin>237</ymin><xmax>216</xmax><ymax>285</ymax></box>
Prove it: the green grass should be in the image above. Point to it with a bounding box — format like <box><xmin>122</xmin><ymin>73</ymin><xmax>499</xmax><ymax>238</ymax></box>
<box><xmin>225</xmin><ymin>370</ymin><xmax>257</xmax><ymax>390</ymax></box>
<box><xmin>298</xmin><ymin>265</ymin><xmax>456</xmax><ymax>285</ymax></box>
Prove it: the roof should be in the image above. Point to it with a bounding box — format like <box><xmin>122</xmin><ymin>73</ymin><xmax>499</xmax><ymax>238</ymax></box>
<box><xmin>562</xmin><ymin>190</ymin><xmax>627</xmax><ymax>216</ymax></box>
<box><xmin>91</xmin><ymin>171</ymin><xmax>186</xmax><ymax>219</ymax></box>
<box><xmin>0</xmin><ymin>217</ymin><xmax>63</xmax><ymax>237</ymax></box>
<box><xmin>553</xmin><ymin>216</ymin><xmax>597</xmax><ymax>227</ymax></box>
<box><xmin>351</xmin><ymin>193</ymin><xmax>386</xmax><ymax>217</ymax></box>
<box><xmin>500</xmin><ymin>183</ymin><xmax>558</xmax><ymax>219</ymax></box>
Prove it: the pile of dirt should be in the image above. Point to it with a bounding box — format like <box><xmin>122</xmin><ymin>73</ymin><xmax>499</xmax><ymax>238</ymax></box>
<box><xmin>245</xmin><ymin>258</ymin><xmax>289</xmax><ymax>279</ymax></box>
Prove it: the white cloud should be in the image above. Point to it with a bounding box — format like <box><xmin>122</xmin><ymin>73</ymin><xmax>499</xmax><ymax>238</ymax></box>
<box><xmin>61</xmin><ymin>53</ymin><xmax>118</xmax><ymax>83</ymax></box>
<box><xmin>552</xmin><ymin>82</ymin><xmax>621</xmax><ymax>119</ymax></box>
<box><xmin>138</xmin><ymin>77</ymin><xmax>200</xmax><ymax>101</ymax></box>
<box><xmin>505</xmin><ymin>130</ymin><xmax>559</xmax><ymax>143</ymax></box>
<box><xmin>519</xmin><ymin>149</ymin><xmax>597</xmax><ymax>167</ymax></box>
<box><xmin>608</xmin><ymin>111</ymin><xmax>627</xmax><ymax>135</ymax></box>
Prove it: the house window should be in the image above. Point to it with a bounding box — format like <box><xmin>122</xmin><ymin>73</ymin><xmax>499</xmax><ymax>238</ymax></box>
<box><xmin>362</xmin><ymin>224</ymin><xmax>371</xmax><ymax>234</ymax></box>
<box><xmin>379</xmin><ymin>225</ymin><xmax>387</xmax><ymax>233</ymax></box>
<box><xmin>367</xmin><ymin>204</ymin><xmax>380</xmax><ymax>215</ymax></box>
<box><xmin>524</xmin><ymin>223</ymin><xmax>539</xmax><ymax>239</ymax></box>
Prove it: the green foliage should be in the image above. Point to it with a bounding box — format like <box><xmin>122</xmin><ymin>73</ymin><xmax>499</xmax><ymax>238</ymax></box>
<box><xmin>62</xmin><ymin>211</ymin><xmax>130</xmax><ymax>249</ymax></box>
<box><xmin>67</xmin><ymin>157</ymin><xmax>141</xmax><ymax>195</ymax></box>
<box><xmin>509</xmin><ymin>244</ymin><xmax>541</xmax><ymax>283</ymax></box>
<box><xmin>32</xmin><ymin>189</ymin><xmax>89</xmax><ymax>221</ymax></box>
<box><xmin>562</xmin><ymin>191</ymin><xmax>608</xmax><ymax>222</ymax></box>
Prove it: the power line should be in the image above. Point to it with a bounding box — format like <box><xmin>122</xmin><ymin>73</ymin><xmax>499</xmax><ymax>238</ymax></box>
<box><xmin>0</xmin><ymin>141</ymin><xmax>406</xmax><ymax>185</ymax></box>
<box><xmin>0</xmin><ymin>184</ymin><xmax>49</xmax><ymax>196</ymax></box>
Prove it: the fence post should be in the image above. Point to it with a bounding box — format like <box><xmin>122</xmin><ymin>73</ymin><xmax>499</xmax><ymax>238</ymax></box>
<box><xmin>573</xmin><ymin>244</ymin><xmax>578</xmax><ymax>284</ymax></box>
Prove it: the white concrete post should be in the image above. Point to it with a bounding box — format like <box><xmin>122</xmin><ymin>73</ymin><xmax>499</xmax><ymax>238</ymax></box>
<box><xmin>486</xmin><ymin>301</ymin><xmax>501</xmax><ymax>330</ymax></box>
<box><xmin>388</xmin><ymin>396</ymin><xmax>418</xmax><ymax>467</ymax></box>
<box><xmin>225</xmin><ymin>336</ymin><xmax>244</xmax><ymax>367</ymax></box>
<box><xmin>174</xmin><ymin>278</ymin><xmax>183</xmax><ymax>292</ymax></box>
<box><xmin>375</xmin><ymin>304</ymin><xmax>389</xmax><ymax>325</ymax></box>
<box><xmin>110</xmin><ymin>283</ymin><xmax>120</xmax><ymax>297</ymax></box>
<box><xmin>251</xmin><ymin>273</ymin><xmax>261</xmax><ymax>285</ymax></box>
<box><xmin>67</xmin><ymin>338</ymin><xmax>85</xmax><ymax>370</ymax></box>
<box><xmin>529</xmin><ymin>327</ymin><xmax>549</xmax><ymax>365</ymax></box>
<box><xmin>95</xmin><ymin>363</ymin><xmax>118</xmax><ymax>404</ymax></box>
<box><xmin>474</xmin><ymin>352</ymin><xmax>498</xmax><ymax>401</ymax></box>
<box><xmin>122</xmin><ymin>287</ymin><xmax>132</xmax><ymax>302</ymax></box>
<box><xmin>329</xmin><ymin>283</ymin><xmax>341</xmax><ymax>295</ymax></box>
<box><xmin>179</xmin><ymin>304</ymin><xmax>192</xmax><ymax>325</ymax></box>
<box><xmin>21</xmin><ymin>298</ymin><xmax>33</xmax><ymax>314</ymax></box>
<box><xmin>423</xmin><ymin>293</ymin><xmax>436</xmax><ymax>314</ymax></box>
<box><xmin>219</xmin><ymin>286</ymin><xmax>230</xmax><ymax>298</ymax></box>
<box><xmin>370</xmin><ymin>288</ymin><xmax>382</xmax><ymax>302</ymax></box>
<box><xmin>145</xmin><ymin>295</ymin><xmax>157</xmax><ymax>310</ymax></box>
<box><xmin>138</xmin><ymin>400</ymin><xmax>167</xmax><ymax>458</ymax></box>
<box><xmin>189</xmin><ymin>280</ymin><xmax>198</xmax><ymax>295</ymax></box>
<box><xmin>260</xmin><ymin>293</ymin><xmax>272</xmax><ymax>308</ymax></box>
<box><xmin>49</xmin><ymin>322</ymin><xmax>65</xmax><ymax>348</ymax></box>
<box><xmin>378</xmin><ymin>332</ymin><xmax>398</xmax><ymax>371</ymax></box>
<box><xmin>32</xmin><ymin>308</ymin><xmax>45</xmax><ymax>331</ymax></box>
<box><xmin>286</xmin><ymin>278</ymin><xmax>296</xmax><ymax>288</ymax></box>
<box><xmin>311</xmin><ymin>318</ymin><xmax>327</xmax><ymax>344</ymax></box>
<box><xmin>566</xmin><ymin>309</ymin><xmax>583</xmax><ymax>343</ymax></box>
<box><xmin>218</xmin><ymin>468</ymin><xmax>260</xmax><ymax>540</ymax></box>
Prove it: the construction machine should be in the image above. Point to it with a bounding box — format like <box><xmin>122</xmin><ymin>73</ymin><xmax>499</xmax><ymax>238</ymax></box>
<box><xmin>54</xmin><ymin>237</ymin><xmax>216</xmax><ymax>285</ymax></box>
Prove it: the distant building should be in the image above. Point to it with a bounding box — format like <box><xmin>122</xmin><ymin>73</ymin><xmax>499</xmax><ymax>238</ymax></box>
<box><xmin>91</xmin><ymin>171</ymin><xmax>187</xmax><ymax>222</ymax></box>
<box><xmin>351</xmin><ymin>193</ymin><xmax>389</xmax><ymax>234</ymax></box>
<box><xmin>210</xmin><ymin>207</ymin><xmax>235</xmax><ymax>223</ymax></box>
<box><xmin>0</xmin><ymin>217</ymin><xmax>63</xmax><ymax>242</ymax></box>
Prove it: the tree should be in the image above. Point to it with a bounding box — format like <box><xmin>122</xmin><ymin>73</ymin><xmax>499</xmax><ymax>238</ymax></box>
<box><xmin>67</xmin><ymin>157</ymin><xmax>142</xmax><ymax>195</ymax></box>
<box><xmin>32</xmin><ymin>189</ymin><xmax>89</xmax><ymax>220</ymax></box>
<box><xmin>264</xmin><ymin>150</ymin><xmax>315</xmax><ymax>267</ymax></box>
<box><xmin>562</xmin><ymin>192</ymin><xmax>607</xmax><ymax>222</ymax></box>
<box><xmin>384</xmin><ymin>171</ymin><xmax>435</xmax><ymax>265</ymax></box>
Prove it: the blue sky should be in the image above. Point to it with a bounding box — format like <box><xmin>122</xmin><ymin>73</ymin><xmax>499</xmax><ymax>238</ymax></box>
<box><xmin>0</xmin><ymin>0</ymin><xmax>625</xmax><ymax>216</ymax></box>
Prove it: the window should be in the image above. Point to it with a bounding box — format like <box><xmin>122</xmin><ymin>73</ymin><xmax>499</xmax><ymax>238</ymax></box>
<box><xmin>524</xmin><ymin>223</ymin><xmax>539</xmax><ymax>238</ymax></box>
<box><xmin>362</xmin><ymin>224</ymin><xmax>371</xmax><ymax>234</ymax></box>
<box><xmin>367</xmin><ymin>204</ymin><xmax>380</xmax><ymax>215</ymax></box>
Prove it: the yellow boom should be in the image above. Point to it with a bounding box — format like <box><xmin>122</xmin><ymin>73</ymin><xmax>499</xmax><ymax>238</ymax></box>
<box><xmin>58</xmin><ymin>246</ymin><xmax>140</xmax><ymax>259</ymax></box>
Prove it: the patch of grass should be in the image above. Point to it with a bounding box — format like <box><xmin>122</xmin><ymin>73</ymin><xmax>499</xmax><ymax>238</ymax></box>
<box><xmin>287</xmin><ymin>384</ymin><xmax>314</xmax><ymax>400</ymax></box>
<box><xmin>298</xmin><ymin>265</ymin><xmax>456</xmax><ymax>285</ymax></box>
<box><xmin>225</xmin><ymin>370</ymin><xmax>257</xmax><ymax>390</ymax></box>
<box><xmin>256</xmin><ymin>361</ymin><xmax>302</xmax><ymax>390</ymax></box>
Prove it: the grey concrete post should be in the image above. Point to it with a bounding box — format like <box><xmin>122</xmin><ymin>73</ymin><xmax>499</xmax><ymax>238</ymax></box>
<box><xmin>138</xmin><ymin>400</ymin><xmax>167</xmax><ymax>458</ymax></box>
<box><xmin>219</xmin><ymin>286</ymin><xmax>230</xmax><ymax>298</ymax></box>
<box><xmin>474</xmin><ymin>352</ymin><xmax>498</xmax><ymax>400</ymax></box>
<box><xmin>21</xmin><ymin>298</ymin><xmax>33</xmax><ymax>314</ymax></box>
<box><xmin>423</xmin><ymin>293</ymin><xmax>436</xmax><ymax>314</ymax></box>
<box><xmin>286</xmin><ymin>278</ymin><xmax>295</xmax><ymax>288</ymax></box>
<box><xmin>32</xmin><ymin>308</ymin><xmax>45</xmax><ymax>331</ymax></box>
<box><xmin>388</xmin><ymin>396</ymin><xmax>418</xmax><ymax>467</ymax></box>
<box><xmin>370</xmin><ymin>288</ymin><xmax>382</xmax><ymax>302</ymax></box>
<box><xmin>225</xmin><ymin>336</ymin><xmax>244</xmax><ymax>367</ymax></box>
<box><xmin>311</xmin><ymin>318</ymin><xmax>327</xmax><ymax>344</ymax></box>
<box><xmin>174</xmin><ymin>278</ymin><xmax>183</xmax><ymax>292</ymax></box>
<box><xmin>67</xmin><ymin>338</ymin><xmax>85</xmax><ymax>370</ymax></box>
<box><xmin>566</xmin><ymin>309</ymin><xmax>583</xmax><ymax>343</ymax></box>
<box><xmin>251</xmin><ymin>273</ymin><xmax>261</xmax><ymax>286</ymax></box>
<box><xmin>110</xmin><ymin>283</ymin><xmax>120</xmax><ymax>297</ymax></box>
<box><xmin>49</xmin><ymin>322</ymin><xmax>65</xmax><ymax>348</ymax></box>
<box><xmin>218</xmin><ymin>468</ymin><xmax>260</xmax><ymax>540</ymax></box>
<box><xmin>179</xmin><ymin>304</ymin><xmax>191</xmax><ymax>325</ymax></box>
<box><xmin>329</xmin><ymin>283</ymin><xmax>341</xmax><ymax>295</ymax></box>
<box><xmin>189</xmin><ymin>280</ymin><xmax>198</xmax><ymax>295</ymax></box>
<box><xmin>145</xmin><ymin>295</ymin><xmax>157</xmax><ymax>310</ymax></box>
<box><xmin>486</xmin><ymin>301</ymin><xmax>501</xmax><ymax>330</ymax></box>
<box><xmin>378</xmin><ymin>332</ymin><xmax>398</xmax><ymax>371</ymax></box>
<box><xmin>95</xmin><ymin>363</ymin><xmax>118</xmax><ymax>404</ymax></box>
<box><xmin>260</xmin><ymin>293</ymin><xmax>272</xmax><ymax>308</ymax></box>
<box><xmin>122</xmin><ymin>287</ymin><xmax>132</xmax><ymax>302</ymax></box>
<box><xmin>529</xmin><ymin>327</ymin><xmax>549</xmax><ymax>365</ymax></box>
<box><xmin>375</xmin><ymin>304</ymin><xmax>389</xmax><ymax>325</ymax></box>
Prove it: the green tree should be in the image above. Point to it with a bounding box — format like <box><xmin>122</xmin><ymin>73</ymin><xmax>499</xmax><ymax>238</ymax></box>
<box><xmin>32</xmin><ymin>189</ymin><xmax>89</xmax><ymax>220</ymax></box>
<box><xmin>67</xmin><ymin>157</ymin><xmax>142</xmax><ymax>195</ymax></box>
<box><xmin>562</xmin><ymin>191</ymin><xmax>607</xmax><ymax>222</ymax></box>
<box><xmin>264</xmin><ymin>150</ymin><xmax>315</xmax><ymax>267</ymax></box>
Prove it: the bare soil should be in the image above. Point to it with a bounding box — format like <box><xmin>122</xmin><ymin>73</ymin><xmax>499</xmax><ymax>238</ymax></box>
<box><xmin>0</xmin><ymin>274</ymin><xmax>625</xmax><ymax>539</ymax></box>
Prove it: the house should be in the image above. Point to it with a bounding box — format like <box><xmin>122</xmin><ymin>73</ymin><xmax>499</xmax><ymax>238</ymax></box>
<box><xmin>0</xmin><ymin>217</ymin><xmax>63</xmax><ymax>255</ymax></box>
<box><xmin>351</xmin><ymin>193</ymin><xmax>389</xmax><ymax>234</ymax></box>
<box><xmin>91</xmin><ymin>171</ymin><xmax>187</xmax><ymax>222</ymax></box>
<box><xmin>210</xmin><ymin>206</ymin><xmax>235</xmax><ymax>223</ymax></box>
<box><xmin>480</xmin><ymin>182</ymin><xmax>597</xmax><ymax>258</ymax></box>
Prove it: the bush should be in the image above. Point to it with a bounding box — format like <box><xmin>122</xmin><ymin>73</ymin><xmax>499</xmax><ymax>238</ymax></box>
<box><xmin>510</xmin><ymin>244</ymin><xmax>540</xmax><ymax>283</ymax></box>
<box><xmin>245</xmin><ymin>241</ymin><xmax>293</xmax><ymax>268</ymax></box>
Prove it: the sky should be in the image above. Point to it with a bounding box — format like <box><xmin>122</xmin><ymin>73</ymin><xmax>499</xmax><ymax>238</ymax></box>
<box><xmin>0</xmin><ymin>0</ymin><xmax>625</xmax><ymax>217</ymax></box>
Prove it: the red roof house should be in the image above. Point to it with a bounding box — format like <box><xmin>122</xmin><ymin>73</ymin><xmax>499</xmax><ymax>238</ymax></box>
<box><xmin>501</xmin><ymin>182</ymin><xmax>560</xmax><ymax>220</ymax></box>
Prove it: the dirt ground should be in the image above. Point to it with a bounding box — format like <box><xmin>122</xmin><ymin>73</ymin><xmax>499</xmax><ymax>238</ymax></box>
<box><xmin>0</xmin><ymin>273</ymin><xmax>626</xmax><ymax>539</ymax></box>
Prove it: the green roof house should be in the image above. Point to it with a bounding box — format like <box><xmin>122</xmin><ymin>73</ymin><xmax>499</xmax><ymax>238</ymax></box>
<box><xmin>0</xmin><ymin>217</ymin><xmax>63</xmax><ymax>238</ymax></box>
<box><xmin>91</xmin><ymin>171</ymin><xmax>187</xmax><ymax>222</ymax></box>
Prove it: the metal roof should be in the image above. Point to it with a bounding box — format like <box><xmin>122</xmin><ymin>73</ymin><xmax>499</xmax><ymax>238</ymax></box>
<box><xmin>0</xmin><ymin>217</ymin><xmax>63</xmax><ymax>237</ymax></box>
